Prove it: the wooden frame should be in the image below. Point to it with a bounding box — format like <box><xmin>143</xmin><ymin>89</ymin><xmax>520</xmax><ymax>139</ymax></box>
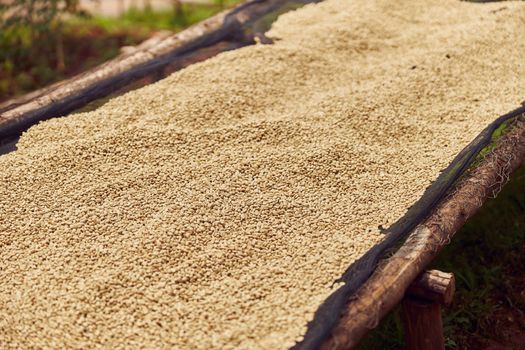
<box><xmin>319</xmin><ymin>118</ymin><xmax>525</xmax><ymax>350</ymax></box>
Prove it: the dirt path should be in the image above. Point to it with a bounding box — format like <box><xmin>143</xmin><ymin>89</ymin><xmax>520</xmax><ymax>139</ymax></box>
<box><xmin>1</xmin><ymin>0</ymin><xmax>525</xmax><ymax>349</ymax></box>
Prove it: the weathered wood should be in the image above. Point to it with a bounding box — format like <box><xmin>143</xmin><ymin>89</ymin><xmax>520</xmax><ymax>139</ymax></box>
<box><xmin>319</xmin><ymin>119</ymin><xmax>525</xmax><ymax>350</ymax></box>
<box><xmin>406</xmin><ymin>270</ymin><xmax>455</xmax><ymax>305</ymax></box>
<box><xmin>401</xmin><ymin>298</ymin><xmax>445</xmax><ymax>350</ymax></box>
<box><xmin>401</xmin><ymin>270</ymin><xmax>453</xmax><ymax>350</ymax></box>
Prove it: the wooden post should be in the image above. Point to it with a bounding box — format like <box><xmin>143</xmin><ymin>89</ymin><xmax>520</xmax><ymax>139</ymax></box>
<box><xmin>401</xmin><ymin>270</ymin><xmax>455</xmax><ymax>350</ymax></box>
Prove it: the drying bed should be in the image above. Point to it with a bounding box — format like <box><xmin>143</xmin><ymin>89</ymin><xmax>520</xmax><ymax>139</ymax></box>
<box><xmin>1</xmin><ymin>0</ymin><xmax>525</xmax><ymax>349</ymax></box>
<box><xmin>319</xmin><ymin>112</ymin><xmax>525</xmax><ymax>349</ymax></box>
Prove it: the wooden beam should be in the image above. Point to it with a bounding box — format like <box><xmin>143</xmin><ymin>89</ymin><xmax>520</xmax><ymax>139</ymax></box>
<box><xmin>406</xmin><ymin>270</ymin><xmax>455</xmax><ymax>305</ymax></box>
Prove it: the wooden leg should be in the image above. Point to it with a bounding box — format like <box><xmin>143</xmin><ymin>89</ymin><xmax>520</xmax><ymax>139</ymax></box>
<box><xmin>401</xmin><ymin>270</ymin><xmax>455</xmax><ymax>350</ymax></box>
<box><xmin>401</xmin><ymin>298</ymin><xmax>445</xmax><ymax>350</ymax></box>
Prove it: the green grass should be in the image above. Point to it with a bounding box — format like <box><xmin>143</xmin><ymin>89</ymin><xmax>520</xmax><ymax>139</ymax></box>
<box><xmin>0</xmin><ymin>1</ymin><xmax>242</xmax><ymax>102</ymax></box>
<box><xmin>472</xmin><ymin>119</ymin><xmax>515</xmax><ymax>162</ymax></box>
<box><xmin>71</xmin><ymin>1</ymin><xmax>241</xmax><ymax>33</ymax></box>
<box><xmin>357</xmin><ymin>164</ymin><xmax>525</xmax><ymax>349</ymax></box>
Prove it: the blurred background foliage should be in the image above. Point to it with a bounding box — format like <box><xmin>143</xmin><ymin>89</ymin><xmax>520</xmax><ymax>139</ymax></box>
<box><xmin>0</xmin><ymin>0</ymin><xmax>240</xmax><ymax>102</ymax></box>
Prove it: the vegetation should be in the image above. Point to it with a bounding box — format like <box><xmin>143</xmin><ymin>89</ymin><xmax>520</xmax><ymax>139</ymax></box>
<box><xmin>357</xmin><ymin>165</ymin><xmax>525</xmax><ymax>349</ymax></box>
<box><xmin>0</xmin><ymin>0</ymin><xmax>240</xmax><ymax>102</ymax></box>
<box><xmin>78</xmin><ymin>1</ymin><xmax>240</xmax><ymax>32</ymax></box>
